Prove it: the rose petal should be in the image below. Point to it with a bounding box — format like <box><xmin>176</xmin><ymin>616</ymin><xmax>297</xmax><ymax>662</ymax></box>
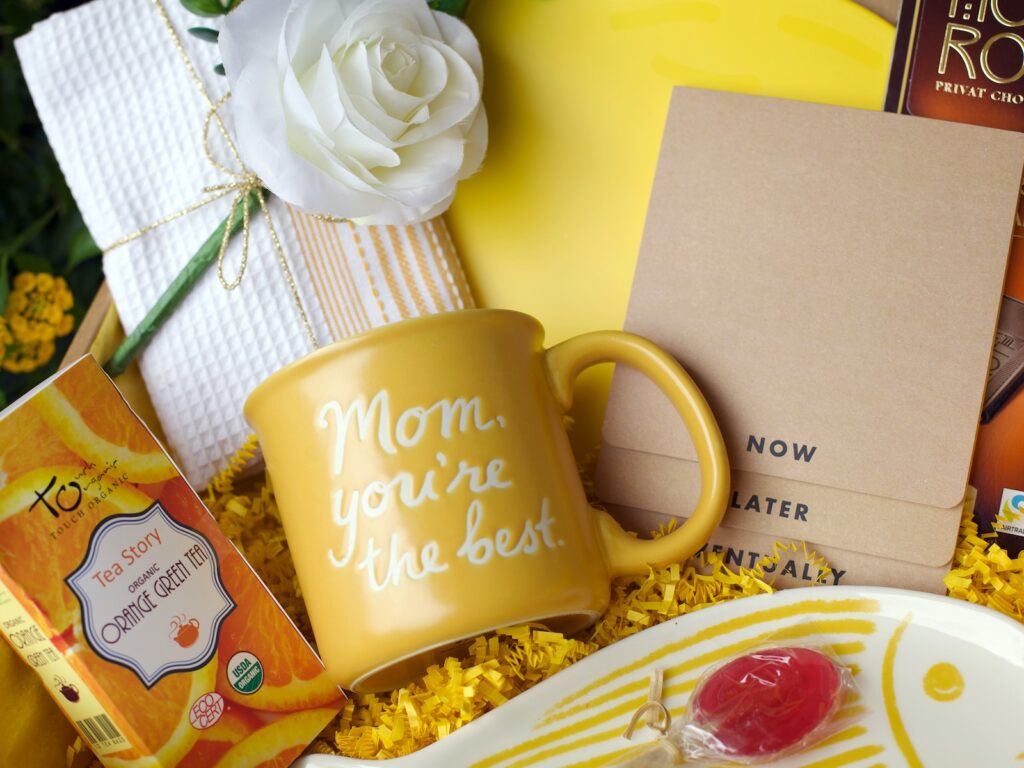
<box><xmin>331</xmin><ymin>117</ymin><xmax>401</xmax><ymax>176</ymax></box>
<box><xmin>379</xmin><ymin>128</ymin><xmax>465</xmax><ymax>198</ymax></box>
<box><xmin>300</xmin><ymin>44</ymin><xmax>346</xmax><ymax>135</ymax></box>
<box><xmin>412</xmin><ymin>189</ymin><xmax>456</xmax><ymax>221</ymax></box>
<box><xmin>388</xmin><ymin>0</ymin><xmax>446</xmax><ymax>40</ymax></box>
<box><xmin>350</xmin><ymin>190</ymin><xmax>453</xmax><ymax>226</ymax></box>
<box><xmin>219</xmin><ymin>0</ymin><xmax>288</xmax><ymax>83</ymax></box>
<box><xmin>283</xmin><ymin>62</ymin><xmax>328</xmax><ymax>138</ymax></box>
<box><xmin>337</xmin><ymin>42</ymin><xmax>410</xmax><ymax>143</ymax></box>
<box><xmin>336</xmin><ymin>0</ymin><xmax>442</xmax><ymax>46</ymax></box>
<box><xmin>334</xmin><ymin>10</ymin><xmax>417</xmax><ymax>51</ymax></box>
<box><xmin>458</xmin><ymin>106</ymin><xmax>488</xmax><ymax>181</ymax></box>
<box><xmin>405</xmin><ymin>42</ymin><xmax>448</xmax><ymax>104</ymax></box>
<box><xmin>285</xmin><ymin>0</ymin><xmax>345</xmax><ymax>75</ymax></box>
<box><xmin>433</xmin><ymin>9</ymin><xmax>483</xmax><ymax>78</ymax></box>
<box><xmin>360</xmin><ymin>195</ymin><xmax>455</xmax><ymax>225</ymax></box>
<box><xmin>377</xmin><ymin>39</ymin><xmax>418</xmax><ymax>92</ymax></box>
<box><xmin>397</xmin><ymin>39</ymin><xmax>479</xmax><ymax>145</ymax></box>
<box><xmin>342</xmin><ymin>39</ymin><xmax>454</xmax><ymax>146</ymax></box>
<box><xmin>226</xmin><ymin>0</ymin><xmax>487</xmax><ymax>224</ymax></box>
<box><xmin>367</xmin><ymin>39</ymin><xmax>429</xmax><ymax>121</ymax></box>
<box><xmin>282</xmin><ymin>65</ymin><xmax>397</xmax><ymax>192</ymax></box>
<box><xmin>231</xmin><ymin>59</ymin><xmax>387</xmax><ymax>220</ymax></box>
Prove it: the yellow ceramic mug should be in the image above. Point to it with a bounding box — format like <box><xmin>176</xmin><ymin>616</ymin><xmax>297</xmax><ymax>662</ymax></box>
<box><xmin>245</xmin><ymin>310</ymin><xmax>729</xmax><ymax>692</ymax></box>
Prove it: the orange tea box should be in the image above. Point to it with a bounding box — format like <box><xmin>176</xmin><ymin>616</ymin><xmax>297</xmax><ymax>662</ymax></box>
<box><xmin>0</xmin><ymin>355</ymin><xmax>345</xmax><ymax>766</ymax></box>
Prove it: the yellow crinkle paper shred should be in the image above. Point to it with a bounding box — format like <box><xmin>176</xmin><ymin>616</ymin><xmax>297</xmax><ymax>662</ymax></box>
<box><xmin>69</xmin><ymin>439</ymin><xmax>1024</xmax><ymax>764</ymax></box>
<box><xmin>197</xmin><ymin>440</ymin><xmax>824</xmax><ymax>760</ymax></box>
<box><xmin>945</xmin><ymin>502</ymin><xmax>1024</xmax><ymax>622</ymax></box>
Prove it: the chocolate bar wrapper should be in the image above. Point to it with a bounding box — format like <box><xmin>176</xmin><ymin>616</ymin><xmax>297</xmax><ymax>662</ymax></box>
<box><xmin>887</xmin><ymin>0</ymin><xmax>1024</xmax><ymax>553</ymax></box>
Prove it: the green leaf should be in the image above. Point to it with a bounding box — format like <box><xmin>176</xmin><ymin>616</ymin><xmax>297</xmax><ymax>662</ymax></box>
<box><xmin>66</xmin><ymin>227</ymin><xmax>101</xmax><ymax>273</ymax></box>
<box><xmin>0</xmin><ymin>208</ymin><xmax>54</xmax><ymax>259</ymax></box>
<box><xmin>428</xmin><ymin>0</ymin><xmax>469</xmax><ymax>18</ymax></box>
<box><xmin>0</xmin><ymin>389</ymin><xmax>8</xmax><ymax>411</ymax></box>
<box><xmin>105</xmin><ymin>188</ymin><xmax>257</xmax><ymax>378</ymax></box>
<box><xmin>65</xmin><ymin>258</ymin><xmax>103</xmax><ymax>325</ymax></box>
<box><xmin>0</xmin><ymin>0</ymin><xmax>101</xmax><ymax>399</ymax></box>
<box><xmin>0</xmin><ymin>254</ymin><xmax>10</xmax><ymax>316</ymax></box>
<box><xmin>213</xmin><ymin>63</ymin><xmax>226</xmax><ymax>76</ymax></box>
<box><xmin>179</xmin><ymin>0</ymin><xmax>229</xmax><ymax>18</ymax></box>
<box><xmin>188</xmin><ymin>26</ymin><xmax>220</xmax><ymax>43</ymax></box>
<box><xmin>12</xmin><ymin>251</ymin><xmax>50</xmax><ymax>273</ymax></box>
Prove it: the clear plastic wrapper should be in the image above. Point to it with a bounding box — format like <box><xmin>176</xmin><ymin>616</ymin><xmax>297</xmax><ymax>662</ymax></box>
<box><xmin>616</xmin><ymin>644</ymin><xmax>858</xmax><ymax>766</ymax></box>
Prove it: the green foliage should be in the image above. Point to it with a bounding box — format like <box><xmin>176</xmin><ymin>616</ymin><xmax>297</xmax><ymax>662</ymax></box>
<box><xmin>0</xmin><ymin>0</ymin><xmax>104</xmax><ymax>400</ymax></box>
<box><xmin>428</xmin><ymin>0</ymin><xmax>470</xmax><ymax>18</ymax></box>
<box><xmin>187</xmin><ymin>26</ymin><xmax>220</xmax><ymax>43</ymax></box>
<box><xmin>179</xmin><ymin>0</ymin><xmax>237</xmax><ymax>18</ymax></box>
<box><xmin>180</xmin><ymin>0</ymin><xmax>467</xmax><ymax>23</ymax></box>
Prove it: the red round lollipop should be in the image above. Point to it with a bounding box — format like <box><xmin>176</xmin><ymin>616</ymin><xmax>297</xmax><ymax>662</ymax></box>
<box><xmin>686</xmin><ymin>646</ymin><xmax>845</xmax><ymax>762</ymax></box>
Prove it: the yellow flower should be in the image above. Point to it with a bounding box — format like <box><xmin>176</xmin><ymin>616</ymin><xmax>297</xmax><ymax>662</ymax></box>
<box><xmin>7</xmin><ymin>314</ymin><xmax>28</xmax><ymax>338</ymax></box>
<box><xmin>58</xmin><ymin>287</ymin><xmax>74</xmax><ymax>311</ymax></box>
<box><xmin>7</xmin><ymin>293</ymin><xmax>26</xmax><ymax>314</ymax></box>
<box><xmin>1</xmin><ymin>272</ymin><xmax>76</xmax><ymax>374</ymax></box>
<box><xmin>1</xmin><ymin>338</ymin><xmax>56</xmax><ymax>374</ymax></box>
<box><xmin>12</xmin><ymin>273</ymin><xmax>35</xmax><ymax>292</ymax></box>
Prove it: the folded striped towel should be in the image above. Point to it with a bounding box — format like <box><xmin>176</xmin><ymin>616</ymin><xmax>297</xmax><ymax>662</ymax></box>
<box><xmin>16</xmin><ymin>0</ymin><xmax>475</xmax><ymax>487</ymax></box>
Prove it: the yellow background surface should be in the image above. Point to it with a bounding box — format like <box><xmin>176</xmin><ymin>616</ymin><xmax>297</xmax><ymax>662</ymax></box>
<box><xmin>448</xmin><ymin>0</ymin><xmax>895</xmax><ymax>453</ymax></box>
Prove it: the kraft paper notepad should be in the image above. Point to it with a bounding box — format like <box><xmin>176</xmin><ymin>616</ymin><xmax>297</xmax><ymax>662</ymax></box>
<box><xmin>597</xmin><ymin>87</ymin><xmax>1024</xmax><ymax>590</ymax></box>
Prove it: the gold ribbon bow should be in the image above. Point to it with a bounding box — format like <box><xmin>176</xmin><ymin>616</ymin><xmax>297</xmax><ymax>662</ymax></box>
<box><xmin>103</xmin><ymin>0</ymin><xmax>334</xmax><ymax>353</ymax></box>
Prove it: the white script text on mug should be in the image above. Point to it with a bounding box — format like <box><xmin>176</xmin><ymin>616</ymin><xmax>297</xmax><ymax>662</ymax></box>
<box><xmin>316</xmin><ymin>390</ymin><xmax>565</xmax><ymax>591</ymax></box>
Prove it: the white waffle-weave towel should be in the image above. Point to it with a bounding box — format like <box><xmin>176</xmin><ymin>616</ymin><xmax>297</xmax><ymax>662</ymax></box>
<box><xmin>16</xmin><ymin>0</ymin><xmax>475</xmax><ymax>488</ymax></box>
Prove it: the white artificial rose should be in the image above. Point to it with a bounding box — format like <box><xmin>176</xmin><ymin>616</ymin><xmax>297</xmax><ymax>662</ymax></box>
<box><xmin>220</xmin><ymin>0</ymin><xmax>486</xmax><ymax>225</ymax></box>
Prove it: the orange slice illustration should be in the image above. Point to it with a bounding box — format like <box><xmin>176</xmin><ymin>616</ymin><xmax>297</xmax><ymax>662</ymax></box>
<box><xmin>68</xmin><ymin>642</ymin><xmax>217</xmax><ymax>768</ymax></box>
<box><xmin>0</xmin><ymin>404</ymin><xmax>80</xmax><ymax>484</ymax></box>
<box><xmin>0</xmin><ymin>469</ymin><xmax>157</xmax><ymax>634</ymax></box>
<box><xmin>215</xmin><ymin>557</ymin><xmax>342</xmax><ymax>712</ymax></box>
<box><xmin>178</xmin><ymin>705</ymin><xmax>264</xmax><ymax>768</ymax></box>
<box><xmin>213</xmin><ymin>708</ymin><xmax>339</xmax><ymax>768</ymax></box>
<box><xmin>31</xmin><ymin>364</ymin><xmax>176</xmax><ymax>484</ymax></box>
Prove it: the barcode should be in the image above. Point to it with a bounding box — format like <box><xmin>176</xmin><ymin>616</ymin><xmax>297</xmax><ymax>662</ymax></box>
<box><xmin>74</xmin><ymin>714</ymin><xmax>126</xmax><ymax>747</ymax></box>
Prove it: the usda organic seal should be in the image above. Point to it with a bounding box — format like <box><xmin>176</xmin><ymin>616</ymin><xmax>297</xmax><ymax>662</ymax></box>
<box><xmin>226</xmin><ymin>651</ymin><xmax>263</xmax><ymax>695</ymax></box>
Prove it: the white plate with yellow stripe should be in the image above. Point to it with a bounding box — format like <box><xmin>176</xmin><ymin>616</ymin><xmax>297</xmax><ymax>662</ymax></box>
<box><xmin>297</xmin><ymin>587</ymin><xmax>1024</xmax><ymax>768</ymax></box>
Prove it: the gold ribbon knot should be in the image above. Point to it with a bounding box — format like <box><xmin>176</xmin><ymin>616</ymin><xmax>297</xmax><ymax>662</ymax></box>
<box><xmin>101</xmin><ymin>0</ymin><xmax>343</xmax><ymax>351</ymax></box>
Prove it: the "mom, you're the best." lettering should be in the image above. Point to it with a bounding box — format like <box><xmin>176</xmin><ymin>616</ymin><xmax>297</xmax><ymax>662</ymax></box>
<box><xmin>315</xmin><ymin>390</ymin><xmax>563</xmax><ymax>592</ymax></box>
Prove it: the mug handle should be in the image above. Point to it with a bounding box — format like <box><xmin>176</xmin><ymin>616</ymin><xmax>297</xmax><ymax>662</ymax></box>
<box><xmin>544</xmin><ymin>331</ymin><xmax>730</xmax><ymax>577</ymax></box>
